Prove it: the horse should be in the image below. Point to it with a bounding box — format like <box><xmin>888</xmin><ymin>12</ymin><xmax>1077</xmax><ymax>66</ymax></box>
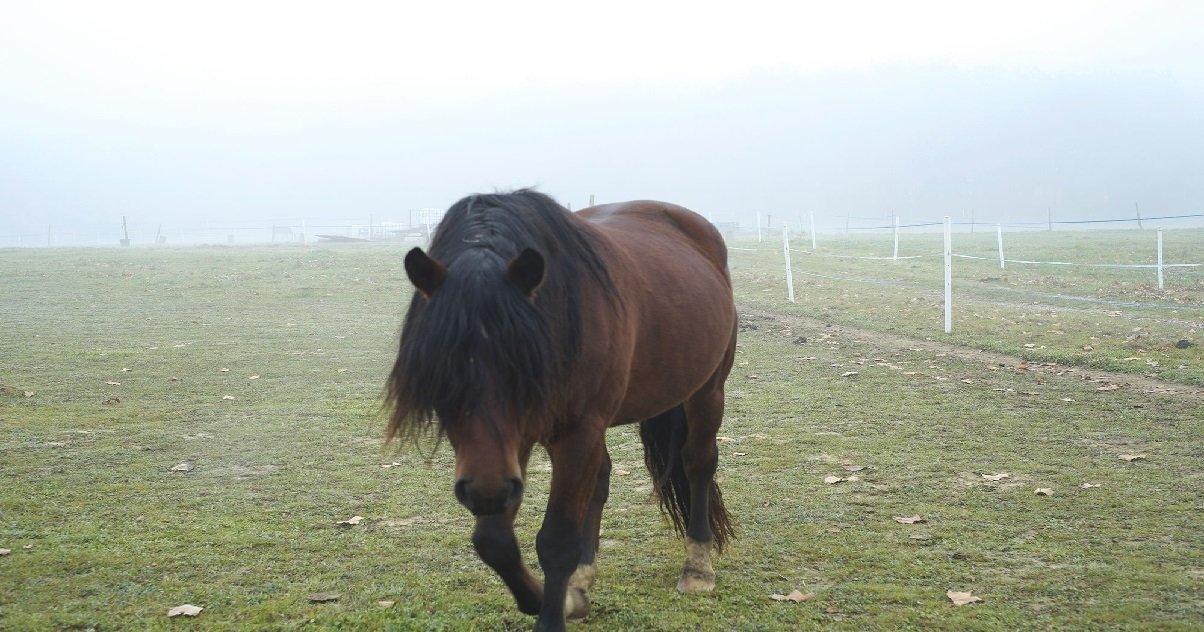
<box><xmin>386</xmin><ymin>190</ymin><xmax>737</xmax><ymax>632</ymax></box>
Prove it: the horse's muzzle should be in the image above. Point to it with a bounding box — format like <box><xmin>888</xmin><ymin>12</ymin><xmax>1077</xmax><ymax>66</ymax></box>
<box><xmin>454</xmin><ymin>477</ymin><xmax>524</xmax><ymax>516</ymax></box>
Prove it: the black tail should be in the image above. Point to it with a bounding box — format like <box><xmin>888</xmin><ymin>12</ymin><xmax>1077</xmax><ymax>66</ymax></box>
<box><xmin>639</xmin><ymin>405</ymin><xmax>734</xmax><ymax>551</ymax></box>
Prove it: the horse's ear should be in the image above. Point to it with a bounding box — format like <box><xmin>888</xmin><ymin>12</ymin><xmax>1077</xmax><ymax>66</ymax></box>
<box><xmin>404</xmin><ymin>247</ymin><xmax>447</xmax><ymax>298</ymax></box>
<box><xmin>506</xmin><ymin>248</ymin><xmax>545</xmax><ymax>297</ymax></box>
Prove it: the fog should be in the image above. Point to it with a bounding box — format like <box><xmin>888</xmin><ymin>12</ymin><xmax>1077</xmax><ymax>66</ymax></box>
<box><xmin>3</xmin><ymin>2</ymin><xmax>1202</xmax><ymax>245</ymax></box>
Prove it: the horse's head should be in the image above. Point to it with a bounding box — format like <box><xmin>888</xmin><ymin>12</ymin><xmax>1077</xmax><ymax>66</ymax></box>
<box><xmin>397</xmin><ymin>246</ymin><xmax>547</xmax><ymax>516</ymax></box>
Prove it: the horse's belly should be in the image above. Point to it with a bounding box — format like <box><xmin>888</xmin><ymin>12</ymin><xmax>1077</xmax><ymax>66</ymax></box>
<box><xmin>612</xmin><ymin>278</ymin><xmax>734</xmax><ymax>423</ymax></box>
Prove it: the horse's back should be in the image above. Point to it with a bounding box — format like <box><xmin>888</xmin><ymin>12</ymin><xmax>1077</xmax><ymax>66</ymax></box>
<box><xmin>578</xmin><ymin>201</ymin><xmax>737</xmax><ymax>424</ymax></box>
<box><xmin>579</xmin><ymin>201</ymin><xmax>729</xmax><ymax>278</ymax></box>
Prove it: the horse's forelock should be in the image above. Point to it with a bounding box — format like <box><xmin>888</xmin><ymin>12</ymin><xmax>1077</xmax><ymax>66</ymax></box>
<box><xmin>386</xmin><ymin>190</ymin><xmax>618</xmax><ymax>442</ymax></box>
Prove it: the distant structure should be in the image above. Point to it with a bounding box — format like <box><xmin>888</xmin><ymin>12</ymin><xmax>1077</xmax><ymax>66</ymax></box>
<box><xmin>271</xmin><ymin>225</ymin><xmax>294</xmax><ymax>242</ymax></box>
<box><xmin>413</xmin><ymin>208</ymin><xmax>444</xmax><ymax>240</ymax></box>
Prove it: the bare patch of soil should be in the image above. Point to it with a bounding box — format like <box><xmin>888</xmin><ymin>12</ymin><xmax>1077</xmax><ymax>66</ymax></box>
<box><xmin>737</xmin><ymin>305</ymin><xmax>1204</xmax><ymax>399</ymax></box>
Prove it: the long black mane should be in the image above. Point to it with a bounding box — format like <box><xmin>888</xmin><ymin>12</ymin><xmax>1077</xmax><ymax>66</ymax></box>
<box><xmin>387</xmin><ymin>190</ymin><xmax>616</xmax><ymax>441</ymax></box>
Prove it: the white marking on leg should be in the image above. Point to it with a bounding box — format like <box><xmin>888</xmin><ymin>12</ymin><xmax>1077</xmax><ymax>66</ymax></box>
<box><xmin>676</xmin><ymin>539</ymin><xmax>716</xmax><ymax>593</ymax></box>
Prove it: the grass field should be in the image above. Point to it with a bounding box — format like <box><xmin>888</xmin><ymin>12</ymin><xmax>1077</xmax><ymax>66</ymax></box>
<box><xmin>731</xmin><ymin>228</ymin><xmax>1204</xmax><ymax>385</ymax></box>
<box><xmin>2</xmin><ymin>237</ymin><xmax>1202</xmax><ymax>630</ymax></box>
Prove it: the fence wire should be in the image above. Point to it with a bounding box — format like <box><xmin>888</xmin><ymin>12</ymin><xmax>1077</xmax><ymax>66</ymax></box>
<box><xmin>730</xmin><ymin>226</ymin><xmax>1203</xmax><ymax>313</ymax></box>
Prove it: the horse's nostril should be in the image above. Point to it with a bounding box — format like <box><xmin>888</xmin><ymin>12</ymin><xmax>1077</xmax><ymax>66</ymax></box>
<box><xmin>505</xmin><ymin>478</ymin><xmax>524</xmax><ymax>508</ymax></box>
<box><xmin>454</xmin><ymin>479</ymin><xmax>470</xmax><ymax>507</ymax></box>
<box><xmin>455</xmin><ymin>477</ymin><xmax>523</xmax><ymax>515</ymax></box>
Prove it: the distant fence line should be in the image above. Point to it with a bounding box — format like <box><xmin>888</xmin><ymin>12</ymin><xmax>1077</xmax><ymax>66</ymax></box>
<box><xmin>6</xmin><ymin>221</ymin><xmax>437</xmax><ymax>248</ymax></box>
<box><xmin>744</xmin><ymin>217</ymin><xmax>1204</xmax><ymax>333</ymax></box>
<box><xmin>6</xmin><ymin>208</ymin><xmax>1204</xmax><ymax>248</ymax></box>
<box><xmin>841</xmin><ymin>212</ymin><xmax>1204</xmax><ymax>231</ymax></box>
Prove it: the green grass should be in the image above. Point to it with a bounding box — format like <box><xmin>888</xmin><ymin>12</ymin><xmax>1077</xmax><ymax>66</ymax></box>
<box><xmin>2</xmin><ymin>241</ymin><xmax>1202</xmax><ymax>630</ymax></box>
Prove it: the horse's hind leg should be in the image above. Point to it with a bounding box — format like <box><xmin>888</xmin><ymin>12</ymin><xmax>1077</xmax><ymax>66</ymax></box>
<box><xmin>565</xmin><ymin>449</ymin><xmax>610</xmax><ymax>620</ymax></box>
<box><xmin>676</xmin><ymin>389</ymin><xmax>721</xmax><ymax>592</ymax></box>
<box><xmin>677</xmin><ymin>343</ymin><xmax>736</xmax><ymax>592</ymax></box>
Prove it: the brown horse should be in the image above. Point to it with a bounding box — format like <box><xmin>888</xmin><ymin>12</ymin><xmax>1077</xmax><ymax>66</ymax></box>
<box><xmin>387</xmin><ymin>190</ymin><xmax>736</xmax><ymax>632</ymax></box>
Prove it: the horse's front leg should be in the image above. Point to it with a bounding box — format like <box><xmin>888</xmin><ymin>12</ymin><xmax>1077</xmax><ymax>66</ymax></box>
<box><xmin>535</xmin><ymin>431</ymin><xmax>607</xmax><ymax>632</ymax></box>
<box><xmin>472</xmin><ymin>512</ymin><xmax>543</xmax><ymax>615</ymax></box>
<box><xmin>471</xmin><ymin>443</ymin><xmax>542</xmax><ymax>615</ymax></box>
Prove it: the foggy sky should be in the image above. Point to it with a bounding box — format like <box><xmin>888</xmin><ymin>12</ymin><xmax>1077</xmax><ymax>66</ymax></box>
<box><xmin>3</xmin><ymin>3</ymin><xmax>1203</xmax><ymax>245</ymax></box>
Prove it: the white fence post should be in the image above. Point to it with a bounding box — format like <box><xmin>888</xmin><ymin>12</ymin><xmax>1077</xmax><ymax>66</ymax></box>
<box><xmin>996</xmin><ymin>222</ymin><xmax>1005</xmax><ymax>270</ymax></box>
<box><xmin>944</xmin><ymin>216</ymin><xmax>952</xmax><ymax>334</ymax></box>
<box><xmin>756</xmin><ymin>212</ymin><xmax>762</xmax><ymax>243</ymax></box>
<box><xmin>783</xmin><ymin>223</ymin><xmax>795</xmax><ymax>303</ymax></box>
<box><xmin>810</xmin><ymin>211</ymin><xmax>817</xmax><ymax>250</ymax></box>
<box><xmin>892</xmin><ymin>215</ymin><xmax>899</xmax><ymax>261</ymax></box>
<box><xmin>1157</xmin><ymin>228</ymin><xmax>1164</xmax><ymax>290</ymax></box>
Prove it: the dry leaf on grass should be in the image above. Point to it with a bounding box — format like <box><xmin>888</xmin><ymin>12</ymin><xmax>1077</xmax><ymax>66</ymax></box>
<box><xmin>103</xmin><ymin>397</ymin><xmax>120</xmax><ymax>405</ymax></box>
<box><xmin>0</xmin><ymin>548</ymin><xmax>10</xmax><ymax>556</ymax></box>
<box><xmin>168</xmin><ymin>604</ymin><xmax>203</xmax><ymax>617</ymax></box>
<box><xmin>614</xmin><ymin>469</ymin><xmax>631</xmax><ymax>476</ymax></box>
<box><xmin>893</xmin><ymin>515</ymin><xmax>926</xmax><ymax>524</ymax></box>
<box><xmin>308</xmin><ymin>592</ymin><xmax>340</xmax><ymax>603</ymax></box>
<box><xmin>170</xmin><ymin>463</ymin><xmax>193</xmax><ymax>472</ymax></box>
<box><xmin>840</xmin><ymin>371</ymin><xmax>858</xmax><ymax>377</ymax></box>
<box><xmin>105</xmin><ymin>381</ymin><xmax>121</xmax><ymax>386</ymax></box>
<box><xmin>1118</xmin><ymin>454</ymin><xmax>1145</xmax><ymax>462</ymax></box>
<box><xmin>1097</xmin><ymin>384</ymin><xmax>1121</xmax><ymax>391</ymax></box>
<box><xmin>378</xmin><ymin>600</ymin><xmax>396</xmax><ymax>608</ymax></box>
<box><xmin>1034</xmin><ymin>488</ymin><xmax>1054</xmax><ymax>496</ymax></box>
<box><xmin>1080</xmin><ymin>482</ymin><xmax>1100</xmax><ymax>489</ymax></box>
<box><xmin>218</xmin><ymin>368</ymin><xmax>230</xmax><ymax>373</ymax></box>
<box><xmin>734</xmin><ymin>452</ymin><xmax>748</xmax><ymax>457</ymax></box>
<box><xmin>981</xmin><ymin>473</ymin><xmax>1010</xmax><ymax>481</ymax></box>
<box><xmin>769</xmin><ymin>590</ymin><xmax>814</xmax><ymax>603</ymax></box>
<box><xmin>24</xmin><ymin>391</ymin><xmax>35</xmax><ymax>397</ymax></box>
<box><xmin>823</xmin><ymin>475</ymin><xmax>845</xmax><ymax>484</ymax></box>
<box><xmin>336</xmin><ymin>516</ymin><xmax>364</xmax><ymax>526</ymax></box>
<box><xmin>249</xmin><ymin>375</ymin><xmax>260</xmax><ymax>380</ymax></box>
<box><xmin>221</xmin><ymin>395</ymin><xmax>235</xmax><ymax>401</ymax></box>
<box><xmin>947</xmin><ymin>590</ymin><xmax>982</xmax><ymax>605</ymax></box>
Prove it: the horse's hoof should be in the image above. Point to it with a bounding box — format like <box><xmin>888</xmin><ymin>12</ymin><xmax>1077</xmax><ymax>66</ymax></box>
<box><xmin>677</xmin><ymin>538</ymin><xmax>716</xmax><ymax>592</ymax></box>
<box><xmin>676</xmin><ymin>569</ymin><xmax>716</xmax><ymax>593</ymax></box>
<box><xmin>564</xmin><ymin>586</ymin><xmax>591</xmax><ymax>621</ymax></box>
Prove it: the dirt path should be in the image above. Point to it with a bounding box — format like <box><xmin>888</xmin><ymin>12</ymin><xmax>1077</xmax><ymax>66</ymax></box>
<box><xmin>737</xmin><ymin>304</ymin><xmax>1204</xmax><ymax>399</ymax></box>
